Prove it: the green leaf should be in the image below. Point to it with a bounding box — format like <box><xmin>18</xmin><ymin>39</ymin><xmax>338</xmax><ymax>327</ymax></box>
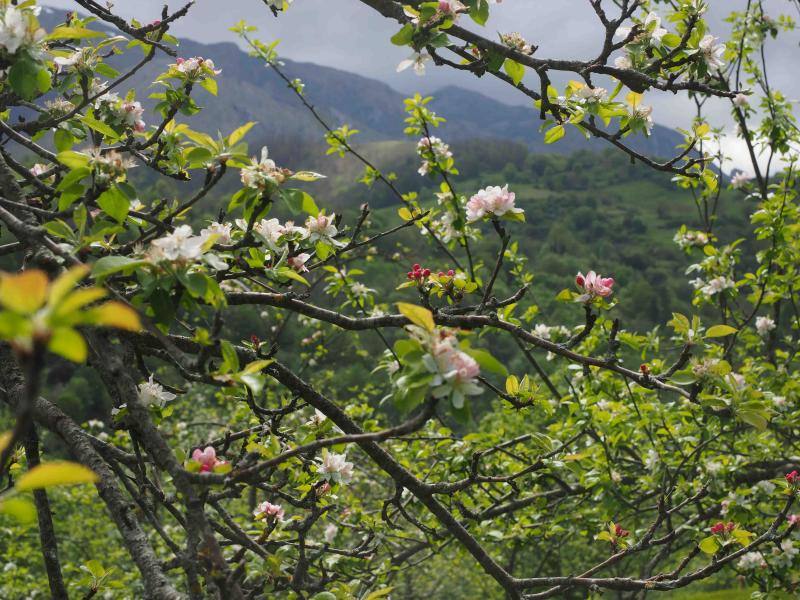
<box><xmin>46</xmin><ymin>26</ymin><xmax>105</xmax><ymax>40</ymax></box>
<box><xmin>290</xmin><ymin>171</ymin><xmax>326</xmax><ymax>182</ymax></box>
<box><xmin>391</xmin><ymin>24</ymin><xmax>415</xmax><ymax>46</ymax></box>
<box><xmin>199</xmin><ymin>76</ymin><xmax>218</xmax><ymax>96</ymax></box>
<box><xmin>220</xmin><ymin>340</ymin><xmax>240</xmax><ymax>374</ymax></box>
<box><xmin>505</xmin><ymin>375</ymin><xmax>519</xmax><ymax>395</ymax></box>
<box><xmin>469</xmin><ymin>0</ymin><xmax>489</xmax><ymax>25</ymax></box>
<box><xmin>544</xmin><ymin>125</ymin><xmax>566</xmax><ymax>144</ymax></box>
<box><xmin>56</xmin><ymin>150</ymin><xmax>90</xmax><ymax>169</ymax></box>
<box><xmin>277</xmin><ymin>267</ymin><xmax>310</xmax><ymax>286</ymax></box>
<box><xmin>503</xmin><ymin>58</ymin><xmax>525</xmax><ymax>86</ymax></box>
<box><xmin>16</xmin><ymin>461</ymin><xmax>99</xmax><ymax>491</ymax></box>
<box><xmin>0</xmin><ymin>497</ymin><xmax>37</xmax><ymax>525</ymax></box>
<box><xmin>97</xmin><ymin>186</ymin><xmax>130</xmax><ymax>223</ymax></box>
<box><xmin>9</xmin><ymin>57</ymin><xmax>42</xmax><ymax>100</ymax></box>
<box><xmin>698</xmin><ymin>536</ymin><xmax>720</xmax><ymax>555</ymax></box>
<box><xmin>82</xmin><ymin>113</ymin><xmax>119</xmax><ymax>140</ymax></box>
<box><xmin>738</xmin><ymin>410</ymin><xmax>768</xmax><ymax>430</ymax></box>
<box><xmin>228</xmin><ymin>121</ymin><xmax>256</xmax><ymax>145</ymax></box>
<box><xmin>47</xmin><ymin>327</ymin><xmax>88</xmax><ymax>362</ymax></box>
<box><xmin>397</xmin><ymin>302</ymin><xmax>435</xmax><ymax>332</ymax></box>
<box><xmin>705</xmin><ymin>324</ymin><xmax>738</xmax><ymax>338</ymax></box>
<box><xmin>92</xmin><ymin>256</ymin><xmax>146</xmax><ymax>278</ymax></box>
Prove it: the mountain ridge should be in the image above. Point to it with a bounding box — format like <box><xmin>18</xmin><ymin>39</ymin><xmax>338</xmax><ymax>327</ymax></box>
<box><xmin>38</xmin><ymin>8</ymin><xmax>684</xmax><ymax>159</ymax></box>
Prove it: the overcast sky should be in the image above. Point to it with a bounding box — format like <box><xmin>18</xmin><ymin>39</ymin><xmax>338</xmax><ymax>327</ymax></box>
<box><xmin>44</xmin><ymin>0</ymin><xmax>800</xmax><ymax>172</ymax></box>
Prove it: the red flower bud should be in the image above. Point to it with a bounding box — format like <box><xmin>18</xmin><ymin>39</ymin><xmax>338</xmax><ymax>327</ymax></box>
<box><xmin>575</xmin><ymin>273</ymin><xmax>585</xmax><ymax>287</ymax></box>
<box><xmin>422</xmin><ymin>268</ymin><xmax>431</xmax><ymax>277</ymax></box>
<box><xmin>412</xmin><ymin>264</ymin><xmax>420</xmax><ymax>271</ymax></box>
<box><xmin>786</xmin><ymin>470</ymin><xmax>799</xmax><ymax>485</ymax></box>
<box><xmin>407</xmin><ymin>272</ymin><xmax>414</xmax><ymax>279</ymax></box>
<box><xmin>640</xmin><ymin>363</ymin><xmax>650</xmax><ymax>375</ymax></box>
<box><xmin>447</xmin><ymin>269</ymin><xmax>455</xmax><ymax>276</ymax></box>
<box><xmin>250</xmin><ymin>334</ymin><xmax>260</xmax><ymax>346</ymax></box>
<box><xmin>614</xmin><ymin>524</ymin><xmax>629</xmax><ymax>538</ymax></box>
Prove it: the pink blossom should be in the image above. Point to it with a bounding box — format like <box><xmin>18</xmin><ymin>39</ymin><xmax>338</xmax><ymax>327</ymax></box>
<box><xmin>788</xmin><ymin>514</ymin><xmax>800</xmax><ymax>525</ymax></box>
<box><xmin>191</xmin><ymin>446</ymin><xmax>227</xmax><ymax>473</ymax></box>
<box><xmin>465</xmin><ymin>184</ymin><xmax>524</xmax><ymax>222</ymax></box>
<box><xmin>121</xmin><ymin>101</ymin><xmax>145</xmax><ymax>132</ymax></box>
<box><xmin>253</xmin><ymin>500</ymin><xmax>284</xmax><ymax>521</ymax></box>
<box><xmin>576</xmin><ymin>271</ymin><xmax>615</xmax><ymax>299</ymax></box>
<box><xmin>287</xmin><ymin>253</ymin><xmax>311</xmax><ymax>272</ymax></box>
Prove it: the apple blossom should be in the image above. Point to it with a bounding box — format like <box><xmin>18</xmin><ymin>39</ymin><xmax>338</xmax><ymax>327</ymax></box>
<box><xmin>614</xmin><ymin>54</ymin><xmax>632</xmax><ymax>69</ymax></box>
<box><xmin>305</xmin><ymin>213</ymin><xmax>343</xmax><ymax>246</ymax></box>
<box><xmin>323</xmin><ymin>523</ymin><xmax>338</xmax><ymax>543</ymax></box>
<box><xmin>699</xmin><ymin>35</ymin><xmax>725</xmax><ymax>70</ymax></box>
<box><xmin>317</xmin><ymin>449</ymin><xmax>354</xmax><ymax>484</ymax></box>
<box><xmin>253</xmin><ymin>500</ymin><xmax>284</xmax><ymax>521</ymax></box>
<box><xmin>674</xmin><ymin>230</ymin><xmax>709</xmax><ymax>249</ymax></box>
<box><xmin>287</xmin><ymin>253</ymin><xmax>311</xmax><ymax>272</ymax></box>
<box><xmin>148</xmin><ymin>225</ymin><xmax>208</xmax><ymax>263</ymax></box>
<box><xmin>438</xmin><ymin>0</ymin><xmax>466</xmax><ymax>18</ymax></box>
<box><xmin>575</xmin><ymin>271</ymin><xmax>615</xmax><ymax>301</ymax></box>
<box><xmin>700</xmin><ymin>276</ymin><xmax>735</xmax><ymax>297</ymax></box>
<box><xmin>0</xmin><ymin>4</ymin><xmax>45</xmax><ymax>55</ymax></box>
<box><xmin>499</xmin><ymin>32</ymin><xmax>534</xmax><ymax>55</ymax></box>
<box><xmin>616</xmin><ymin>12</ymin><xmax>667</xmax><ymax>45</ymax></box>
<box><xmin>416</xmin><ymin>136</ymin><xmax>453</xmax><ymax>175</ymax></box>
<box><xmin>630</xmin><ymin>103</ymin><xmax>654</xmax><ymax>134</ymax></box>
<box><xmin>241</xmin><ymin>146</ymin><xmax>289</xmax><ymax>189</ymax></box>
<box><xmin>121</xmin><ymin>101</ymin><xmax>146</xmax><ymax>132</ymax></box>
<box><xmin>173</xmin><ymin>56</ymin><xmax>221</xmax><ymax>77</ymax></box>
<box><xmin>29</xmin><ymin>163</ymin><xmax>48</xmax><ymax>177</ymax></box>
<box><xmin>731</xmin><ymin>172</ymin><xmax>751</xmax><ymax>189</ymax></box>
<box><xmin>191</xmin><ymin>446</ymin><xmax>228</xmax><ymax>473</ymax></box>
<box><xmin>578</xmin><ymin>86</ymin><xmax>608</xmax><ymax>103</ymax></box>
<box><xmin>306</xmin><ymin>409</ymin><xmax>327</xmax><ymax>427</ymax></box>
<box><xmin>87</xmin><ymin>148</ymin><xmax>136</xmax><ymax>184</ymax></box>
<box><xmin>737</xmin><ymin>552</ymin><xmax>767</xmax><ymax>570</ymax></box>
<box><xmin>419</xmin><ymin>329</ymin><xmax>482</xmax><ymax>408</ymax></box>
<box><xmin>200</xmin><ymin>221</ymin><xmax>233</xmax><ymax>245</ymax></box>
<box><xmin>734</xmin><ymin>93</ymin><xmax>750</xmax><ymax>107</ymax></box>
<box><xmin>137</xmin><ymin>374</ymin><xmax>177</xmax><ymax>407</ymax></box>
<box><xmin>397</xmin><ymin>51</ymin><xmax>431</xmax><ymax>76</ymax></box>
<box><xmin>465</xmin><ymin>184</ymin><xmax>524</xmax><ymax>222</ymax></box>
<box><xmin>756</xmin><ymin>315</ymin><xmax>776</xmax><ymax>336</ymax></box>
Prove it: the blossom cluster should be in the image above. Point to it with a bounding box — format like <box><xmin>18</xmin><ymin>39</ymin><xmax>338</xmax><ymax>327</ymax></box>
<box><xmin>673</xmin><ymin>229</ymin><xmax>709</xmax><ymax>249</ymax></box>
<box><xmin>240</xmin><ymin>146</ymin><xmax>291</xmax><ymax>189</ymax></box>
<box><xmin>409</xmin><ymin>327</ymin><xmax>482</xmax><ymax>408</ymax></box>
<box><xmin>499</xmin><ymin>32</ymin><xmax>534</xmax><ymax>55</ymax></box>
<box><xmin>146</xmin><ymin>225</ymin><xmax>228</xmax><ymax>271</ymax></box>
<box><xmin>575</xmin><ymin>271</ymin><xmax>615</xmax><ymax>302</ymax></box>
<box><xmin>253</xmin><ymin>500</ymin><xmax>284</xmax><ymax>522</ymax></box>
<box><xmin>416</xmin><ymin>136</ymin><xmax>453</xmax><ymax>176</ymax></box>
<box><xmin>317</xmin><ymin>449</ymin><xmax>354</xmax><ymax>485</ymax></box>
<box><xmin>465</xmin><ymin>184</ymin><xmax>524</xmax><ymax>222</ymax></box>
<box><xmin>137</xmin><ymin>375</ymin><xmax>177</xmax><ymax>407</ymax></box>
<box><xmin>190</xmin><ymin>446</ymin><xmax>228</xmax><ymax>473</ymax></box>
<box><xmin>172</xmin><ymin>56</ymin><xmax>221</xmax><ymax>78</ymax></box>
<box><xmin>0</xmin><ymin>3</ymin><xmax>45</xmax><ymax>56</ymax></box>
<box><xmin>87</xmin><ymin>148</ymin><xmax>136</xmax><ymax>185</ymax></box>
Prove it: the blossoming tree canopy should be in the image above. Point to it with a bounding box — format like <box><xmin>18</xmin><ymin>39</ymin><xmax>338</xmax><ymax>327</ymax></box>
<box><xmin>0</xmin><ymin>0</ymin><xmax>799</xmax><ymax>598</ymax></box>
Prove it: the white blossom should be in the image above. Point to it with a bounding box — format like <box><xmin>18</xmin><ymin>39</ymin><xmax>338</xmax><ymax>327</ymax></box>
<box><xmin>755</xmin><ymin>315</ymin><xmax>776</xmax><ymax>336</ymax></box>
<box><xmin>137</xmin><ymin>374</ymin><xmax>177</xmax><ymax>407</ymax></box>
<box><xmin>397</xmin><ymin>51</ymin><xmax>431</xmax><ymax>76</ymax></box>
<box><xmin>317</xmin><ymin>449</ymin><xmax>354</xmax><ymax>484</ymax></box>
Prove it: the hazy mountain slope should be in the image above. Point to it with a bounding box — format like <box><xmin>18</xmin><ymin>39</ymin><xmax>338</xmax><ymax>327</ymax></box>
<box><xmin>38</xmin><ymin>8</ymin><xmax>683</xmax><ymax>157</ymax></box>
